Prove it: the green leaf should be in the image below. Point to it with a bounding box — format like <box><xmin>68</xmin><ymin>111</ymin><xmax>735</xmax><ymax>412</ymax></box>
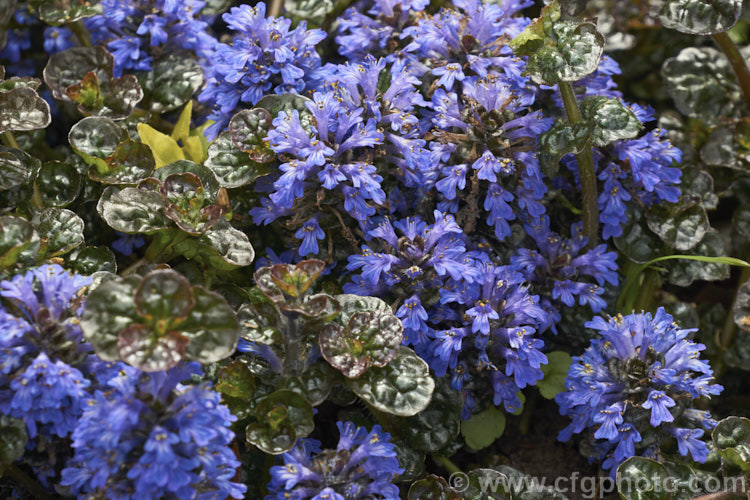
<box><xmin>136</xmin><ymin>54</ymin><xmax>203</xmax><ymax>113</ymax></box>
<box><xmin>461</xmin><ymin>406</ymin><xmax>506</xmax><ymax>450</ymax></box>
<box><xmin>161</xmin><ymin>172</ymin><xmax>223</xmax><ymax>235</ymax></box>
<box><xmin>701</xmin><ymin>127</ymin><xmax>743</xmax><ymax>169</ymax></box>
<box><xmin>256</xmin><ymin>260</ymin><xmax>326</xmax><ymax>303</ymax></box>
<box><xmin>171</xmin><ymin>219</ymin><xmax>255</xmax><ymax>270</ymax></box>
<box><xmin>229</xmin><ymin>108</ymin><xmax>276</xmax><ymax>163</ymax></box>
<box><xmin>319</xmin><ymin>309</ymin><xmax>403</xmax><ymax>378</ymax></box>
<box><xmin>666</xmin><ymin>230</ymin><xmax>732</xmax><ymax>286</ymax></box>
<box><xmin>81</xmin><ymin>269</ymin><xmax>240</xmax><ymax>371</ymax></box>
<box><xmin>205</xmin><ymin>132</ymin><xmax>274</xmax><ymax>188</ymax></box>
<box><xmin>401</xmin><ymin>378</ymin><xmax>463</xmax><ymax>453</ymax></box>
<box><xmin>733</xmin><ymin>278</ymin><xmax>750</xmax><ymax>332</ymax></box>
<box><xmin>138</xmin><ymin>122</ymin><xmax>185</xmax><ymax>168</ymax></box>
<box><xmin>616</xmin><ymin>457</ymin><xmax>670</xmax><ymax>500</ymax></box>
<box><xmin>256</xmin><ymin>94</ymin><xmax>314</xmax><ymax>129</ymax></box>
<box><xmin>43</xmin><ymin>46</ymin><xmax>142</xmax><ymax>119</ymax></box>
<box><xmin>246</xmin><ymin>390</ymin><xmax>314</xmax><ymax>454</ymax></box>
<box><xmin>346</xmin><ymin>346</ymin><xmax>435</xmax><ymax>417</ymax></box>
<box><xmin>538</xmin><ymin>120</ymin><xmax>595</xmax><ymax>176</ymax></box>
<box><xmin>536</xmin><ymin>351</ymin><xmax>571</xmax><ymax>400</ymax></box>
<box><xmin>0</xmin><ymin>216</ymin><xmax>39</xmax><ymax>272</ymax></box>
<box><xmin>662</xmin><ymin>47</ymin><xmax>746</xmax><ymax>125</ymax></box>
<box><xmin>510</xmin><ymin>2</ymin><xmax>604</xmax><ymax>85</ymax></box>
<box><xmin>88</xmin><ymin>139</ymin><xmax>155</xmax><ymax>185</ymax></box>
<box><xmin>68</xmin><ymin>116</ymin><xmax>127</xmax><ymax>172</ymax></box>
<box><xmin>0</xmin><ymin>85</ymin><xmax>51</xmax><ymax>134</ymax></box>
<box><xmin>464</xmin><ymin>468</ymin><xmax>511</xmax><ymax>499</ymax></box>
<box><xmin>36</xmin><ymin>161</ymin><xmax>81</xmax><ymax>207</ymax></box>
<box><xmin>275</xmin><ymin>362</ymin><xmax>335</xmax><ymax>406</ymax></box>
<box><xmin>645</xmin><ymin>204</ymin><xmax>709</xmax><ymax>251</ymax></box>
<box><xmin>97</xmin><ymin>186</ymin><xmax>170</xmax><ymax>234</ymax></box>
<box><xmin>31</xmin><ymin>0</ymin><xmax>102</xmax><ymax>25</ymax></box>
<box><xmin>34</xmin><ymin>208</ymin><xmax>85</xmax><ymax>258</ymax></box>
<box><xmin>407</xmin><ymin>475</ymin><xmax>460</xmax><ymax>500</ymax></box>
<box><xmin>614</xmin><ymin>207</ymin><xmax>666</xmax><ymax>264</ymax></box>
<box><xmin>650</xmin><ymin>0</ymin><xmax>742</xmax><ymax>35</ymax></box>
<box><xmin>0</xmin><ymin>146</ymin><xmax>40</xmax><ymax>191</ymax></box>
<box><xmin>217</xmin><ymin>360</ymin><xmax>257</xmax><ymax>399</ymax></box>
<box><xmin>580</xmin><ymin>96</ymin><xmax>643</xmax><ymax>147</ymax></box>
<box><xmin>0</xmin><ymin>415</ymin><xmax>27</xmax><ymax>473</ymax></box>
<box><xmin>67</xmin><ymin>246</ymin><xmax>117</xmax><ymax>275</ymax></box>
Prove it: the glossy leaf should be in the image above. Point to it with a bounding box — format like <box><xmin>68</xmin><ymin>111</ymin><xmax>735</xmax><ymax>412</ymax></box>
<box><xmin>67</xmin><ymin>246</ymin><xmax>117</xmax><ymax>275</ymax></box>
<box><xmin>31</xmin><ymin>0</ymin><xmax>102</xmax><ymax>25</ymax></box>
<box><xmin>229</xmin><ymin>108</ymin><xmax>276</xmax><ymax>162</ymax></box>
<box><xmin>256</xmin><ymin>94</ymin><xmax>315</xmax><ymax>133</ymax></box>
<box><xmin>161</xmin><ymin>173</ymin><xmax>223</xmax><ymax>235</ymax></box>
<box><xmin>0</xmin><ymin>147</ymin><xmax>40</xmax><ymax>191</ymax></box>
<box><xmin>69</xmin><ymin>116</ymin><xmax>126</xmax><ymax>172</ymax></box>
<box><xmin>255</xmin><ymin>260</ymin><xmax>326</xmax><ymax>304</ymax></box>
<box><xmin>81</xmin><ymin>270</ymin><xmax>240</xmax><ymax>370</ymax></box>
<box><xmin>246</xmin><ymin>390</ymin><xmax>314</xmax><ymax>454</ymax></box>
<box><xmin>580</xmin><ymin>96</ymin><xmax>643</xmax><ymax>147</ymax></box>
<box><xmin>346</xmin><ymin>346</ymin><xmax>435</xmax><ymax>417</ymax></box>
<box><xmin>205</xmin><ymin>132</ymin><xmax>274</xmax><ymax>188</ymax></box>
<box><xmin>712</xmin><ymin>417</ymin><xmax>750</xmax><ymax>472</ymax></box>
<box><xmin>509</xmin><ymin>1</ymin><xmax>604</xmax><ymax>85</ymax></box>
<box><xmin>36</xmin><ymin>161</ymin><xmax>81</xmax><ymax>207</ymax></box>
<box><xmin>733</xmin><ymin>278</ymin><xmax>750</xmax><ymax>333</ymax></box>
<box><xmin>0</xmin><ymin>216</ymin><xmax>39</xmax><ymax>272</ymax></box>
<box><xmin>536</xmin><ymin>351</ymin><xmax>571</xmax><ymax>400</ymax></box>
<box><xmin>172</xmin><ymin>219</ymin><xmax>255</xmax><ymax>270</ymax></box>
<box><xmin>136</xmin><ymin>54</ymin><xmax>203</xmax><ymax>113</ymax></box>
<box><xmin>97</xmin><ymin>186</ymin><xmax>170</xmax><ymax>234</ymax></box>
<box><xmin>276</xmin><ymin>362</ymin><xmax>335</xmax><ymax>406</ymax></box>
<box><xmin>667</xmin><ymin>230</ymin><xmax>730</xmax><ymax>286</ymax></box>
<box><xmin>407</xmin><ymin>475</ymin><xmax>460</xmax><ymax>500</ymax></box>
<box><xmin>662</xmin><ymin>47</ymin><xmax>746</xmax><ymax>125</ymax></box>
<box><xmin>0</xmin><ymin>415</ymin><xmax>26</xmax><ymax>473</ymax></box>
<box><xmin>0</xmin><ymin>86</ymin><xmax>51</xmax><ymax>134</ymax></box>
<box><xmin>401</xmin><ymin>378</ymin><xmax>463</xmax><ymax>453</ymax></box>
<box><xmin>650</xmin><ymin>0</ymin><xmax>741</xmax><ymax>34</ymax></box>
<box><xmin>538</xmin><ymin>120</ymin><xmax>595</xmax><ymax>176</ymax></box>
<box><xmin>217</xmin><ymin>360</ymin><xmax>257</xmax><ymax>399</ymax></box>
<box><xmin>319</xmin><ymin>309</ymin><xmax>403</xmax><ymax>378</ymax></box>
<box><xmin>614</xmin><ymin>207</ymin><xmax>665</xmax><ymax>264</ymax></box>
<box><xmin>88</xmin><ymin>140</ymin><xmax>155</xmax><ymax>185</ymax></box>
<box><xmin>646</xmin><ymin>204</ymin><xmax>708</xmax><ymax>252</ymax></box>
<box><xmin>35</xmin><ymin>208</ymin><xmax>85</xmax><ymax>258</ymax></box>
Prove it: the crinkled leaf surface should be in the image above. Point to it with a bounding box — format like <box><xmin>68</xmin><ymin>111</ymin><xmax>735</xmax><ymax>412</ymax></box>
<box><xmin>217</xmin><ymin>360</ymin><xmax>257</xmax><ymax>399</ymax></box>
<box><xmin>136</xmin><ymin>53</ymin><xmax>203</xmax><ymax>113</ymax></box>
<box><xmin>67</xmin><ymin>246</ymin><xmax>117</xmax><ymax>275</ymax></box>
<box><xmin>37</xmin><ymin>161</ymin><xmax>81</xmax><ymax>207</ymax></box>
<box><xmin>229</xmin><ymin>108</ymin><xmax>276</xmax><ymax>162</ymax></box>
<box><xmin>247</xmin><ymin>390</ymin><xmax>314</xmax><ymax>454</ymax></box>
<box><xmin>733</xmin><ymin>278</ymin><xmax>750</xmax><ymax>332</ymax></box>
<box><xmin>400</xmin><ymin>378</ymin><xmax>462</xmax><ymax>453</ymax></box>
<box><xmin>662</xmin><ymin>47</ymin><xmax>746</xmax><ymax>125</ymax></box>
<box><xmin>0</xmin><ymin>216</ymin><xmax>39</xmax><ymax>272</ymax></box>
<box><xmin>538</xmin><ymin>120</ymin><xmax>594</xmax><ymax>176</ymax></box>
<box><xmin>614</xmin><ymin>207</ymin><xmax>666</xmax><ymax>264</ymax></box>
<box><xmin>161</xmin><ymin>172</ymin><xmax>223</xmax><ymax>235</ymax></box>
<box><xmin>346</xmin><ymin>346</ymin><xmax>434</xmax><ymax>417</ymax></box>
<box><xmin>81</xmin><ymin>270</ymin><xmax>239</xmax><ymax>370</ymax></box>
<box><xmin>31</xmin><ymin>0</ymin><xmax>102</xmax><ymax>25</ymax></box>
<box><xmin>650</xmin><ymin>0</ymin><xmax>742</xmax><ymax>34</ymax></box>
<box><xmin>712</xmin><ymin>417</ymin><xmax>750</xmax><ymax>472</ymax></box>
<box><xmin>0</xmin><ymin>415</ymin><xmax>26</xmax><ymax>473</ymax></box>
<box><xmin>580</xmin><ymin>96</ymin><xmax>643</xmax><ymax>147</ymax></box>
<box><xmin>35</xmin><ymin>208</ymin><xmax>85</xmax><ymax>258</ymax></box>
<box><xmin>276</xmin><ymin>362</ymin><xmax>335</xmax><ymax>406</ymax></box>
<box><xmin>0</xmin><ymin>147</ymin><xmax>40</xmax><ymax>191</ymax></box>
<box><xmin>97</xmin><ymin>186</ymin><xmax>170</xmax><ymax>234</ymax></box>
<box><xmin>319</xmin><ymin>309</ymin><xmax>403</xmax><ymax>378</ymax></box>
<box><xmin>171</xmin><ymin>219</ymin><xmax>255</xmax><ymax>270</ymax></box>
<box><xmin>407</xmin><ymin>475</ymin><xmax>459</xmax><ymax>500</ymax></box>
<box><xmin>509</xmin><ymin>1</ymin><xmax>604</xmax><ymax>85</ymax></box>
<box><xmin>205</xmin><ymin>132</ymin><xmax>274</xmax><ymax>188</ymax></box>
<box><xmin>646</xmin><ymin>203</ymin><xmax>709</xmax><ymax>251</ymax></box>
<box><xmin>667</xmin><ymin>230</ymin><xmax>730</xmax><ymax>286</ymax></box>
<box><xmin>0</xmin><ymin>86</ymin><xmax>51</xmax><ymax>134</ymax></box>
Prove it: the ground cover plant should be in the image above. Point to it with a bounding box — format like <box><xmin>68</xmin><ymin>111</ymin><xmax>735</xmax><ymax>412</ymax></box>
<box><xmin>4</xmin><ymin>0</ymin><xmax>750</xmax><ymax>499</ymax></box>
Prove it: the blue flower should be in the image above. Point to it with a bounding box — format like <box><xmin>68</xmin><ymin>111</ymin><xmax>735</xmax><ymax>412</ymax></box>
<box><xmin>556</xmin><ymin>308</ymin><xmax>723</xmax><ymax>473</ymax></box>
<box><xmin>295</xmin><ymin>217</ymin><xmax>325</xmax><ymax>256</ymax></box>
<box><xmin>61</xmin><ymin>362</ymin><xmax>246</xmax><ymax>499</ymax></box>
<box><xmin>199</xmin><ymin>2</ymin><xmax>326</xmax><ymax>138</ymax></box>
<box><xmin>266</xmin><ymin>421</ymin><xmax>402</xmax><ymax>500</ymax></box>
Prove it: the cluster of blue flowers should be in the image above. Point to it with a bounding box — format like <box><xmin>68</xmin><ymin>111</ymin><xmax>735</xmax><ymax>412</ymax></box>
<box><xmin>266</xmin><ymin>421</ymin><xmax>402</xmax><ymax>500</ymax></box>
<box><xmin>556</xmin><ymin>308</ymin><xmax>722</xmax><ymax>473</ymax></box>
<box><xmin>0</xmin><ymin>265</ymin><xmax>92</xmax><ymax>441</ymax></box>
<box><xmin>61</xmin><ymin>362</ymin><xmax>245</xmax><ymax>499</ymax></box>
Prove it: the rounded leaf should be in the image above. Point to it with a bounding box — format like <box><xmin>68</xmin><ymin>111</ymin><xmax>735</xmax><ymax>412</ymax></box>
<box><xmin>97</xmin><ymin>186</ymin><xmax>170</xmax><ymax>234</ymax></box>
<box><xmin>37</xmin><ymin>161</ymin><xmax>81</xmax><ymax>206</ymax></box>
<box><xmin>34</xmin><ymin>208</ymin><xmax>84</xmax><ymax>258</ymax></box>
<box><xmin>346</xmin><ymin>346</ymin><xmax>435</xmax><ymax>417</ymax></box>
<box><xmin>229</xmin><ymin>108</ymin><xmax>276</xmax><ymax>162</ymax></box>
<box><xmin>651</xmin><ymin>0</ymin><xmax>741</xmax><ymax>35</ymax></box>
<box><xmin>81</xmin><ymin>276</ymin><xmax>141</xmax><ymax>360</ymax></box>
<box><xmin>136</xmin><ymin>54</ymin><xmax>204</xmax><ymax>113</ymax></box>
<box><xmin>205</xmin><ymin>132</ymin><xmax>274</xmax><ymax>189</ymax></box>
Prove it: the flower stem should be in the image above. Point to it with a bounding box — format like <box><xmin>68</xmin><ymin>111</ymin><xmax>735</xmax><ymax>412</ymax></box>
<box><xmin>6</xmin><ymin>465</ymin><xmax>55</xmax><ymax>500</ymax></box>
<box><xmin>2</xmin><ymin>131</ymin><xmax>20</xmax><ymax>149</ymax></box>
<box><xmin>432</xmin><ymin>455</ymin><xmax>462</xmax><ymax>475</ymax></box>
<box><xmin>69</xmin><ymin>20</ymin><xmax>93</xmax><ymax>48</ymax></box>
<box><xmin>268</xmin><ymin>0</ymin><xmax>284</xmax><ymax>17</ymax></box>
<box><xmin>713</xmin><ymin>32</ymin><xmax>750</xmax><ymax>112</ymax></box>
<box><xmin>558</xmin><ymin>81</ymin><xmax>598</xmax><ymax>248</ymax></box>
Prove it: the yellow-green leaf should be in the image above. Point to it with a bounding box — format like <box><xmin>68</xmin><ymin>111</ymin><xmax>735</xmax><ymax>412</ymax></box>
<box><xmin>183</xmin><ymin>136</ymin><xmax>205</xmax><ymax>163</ymax></box>
<box><xmin>137</xmin><ymin>123</ymin><xmax>184</xmax><ymax>168</ymax></box>
<box><xmin>171</xmin><ymin>101</ymin><xmax>192</xmax><ymax>143</ymax></box>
